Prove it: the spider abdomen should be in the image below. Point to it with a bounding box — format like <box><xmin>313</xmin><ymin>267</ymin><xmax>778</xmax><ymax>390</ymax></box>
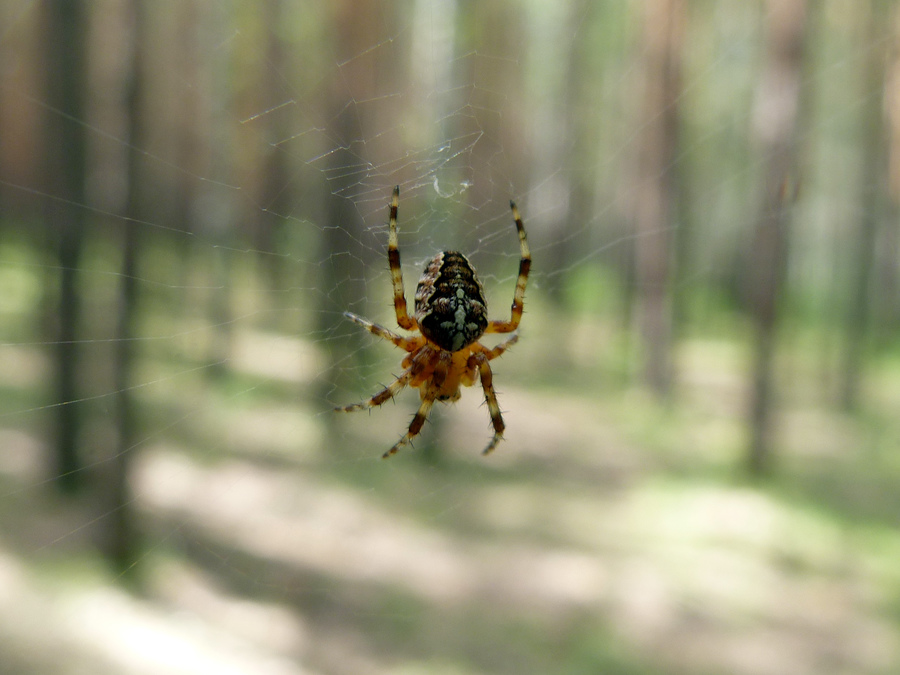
<box><xmin>415</xmin><ymin>251</ymin><xmax>488</xmax><ymax>352</ymax></box>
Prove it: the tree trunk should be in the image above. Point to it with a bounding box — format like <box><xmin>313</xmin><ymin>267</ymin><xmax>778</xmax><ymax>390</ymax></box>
<box><xmin>634</xmin><ymin>0</ymin><xmax>684</xmax><ymax>398</ymax></box>
<box><xmin>199</xmin><ymin>2</ymin><xmax>237</xmax><ymax>379</ymax></box>
<box><xmin>746</xmin><ymin>0</ymin><xmax>807</xmax><ymax>476</ymax></box>
<box><xmin>840</xmin><ymin>2</ymin><xmax>890</xmax><ymax>411</ymax></box>
<box><xmin>881</xmin><ymin>8</ymin><xmax>900</xmax><ymax>337</ymax></box>
<box><xmin>102</xmin><ymin>0</ymin><xmax>149</xmax><ymax>577</ymax></box>
<box><xmin>318</xmin><ymin>0</ymin><xmax>383</xmax><ymax>401</ymax></box>
<box><xmin>256</xmin><ymin>0</ymin><xmax>291</xmax><ymax>292</ymax></box>
<box><xmin>42</xmin><ymin>0</ymin><xmax>88</xmax><ymax>494</ymax></box>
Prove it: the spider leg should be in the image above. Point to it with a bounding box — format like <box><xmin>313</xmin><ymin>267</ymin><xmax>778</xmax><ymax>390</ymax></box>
<box><xmin>383</xmin><ymin>350</ymin><xmax>450</xmax><ymax>458</ymax></box>
<box><xmin>334</xmin><ymin>368</ymin><xmax>413</xmax><ymax>413</ymax></box>
<box><xmin>382</xmin><ymin>394</ymin><xmax>435</xmax><ymax>459</ymax></box>
<box><xmin>343</xmin><ymin>311</ymin><xmax>424</xmax><ymax>352</ymax></box>
<box><xmin>471</xmin><ymin>352</ymin><xmax>505</xmax><ymax>455</ymax></box>
<box><xmin>482</xmin><ymin>333</ymin><xmax>518</xmax><ymax>361</ymax></box>
<box><xmin>486</xmin><ymin>200</ymin><xmax>531</xmax><ymax>334</ymax></box>
<box><xmin>461</xmin><ymin>336</ymin><xmax>516</xmax><ymax>386</ymax></box>
<box><xmin>387</xmin><ymin>185</ymin><xmax>417</xmax><ymax>331</ymax></box>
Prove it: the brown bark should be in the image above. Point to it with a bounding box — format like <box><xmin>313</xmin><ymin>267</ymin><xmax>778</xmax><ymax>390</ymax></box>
<box><xmin>747</xmin><ymin>0</ymin><xmax>808</xmax><ymax>476</ymax></box>
<box><xmin>840</xmin><ymin>2</ymin><xmax>892</xmax><ymax>410</ymax></box>
<box><xmin>42</xmin><ymin>0</ymin><xmax>89</xmax><ymax>493</ymax></box>
<box><xmin>634</xmin><ymin>0</ymin><xmax>685</xmax><ymax>397</ymax></box>
<box><xmin>103</xmin><ymin>0</ymin><xmax>148</xmax><ymax>577</ymax></box>
<box><xmin>318</xmin><ymin>0</ymin><xmax>385</xmax><ymax>397</ymax></box>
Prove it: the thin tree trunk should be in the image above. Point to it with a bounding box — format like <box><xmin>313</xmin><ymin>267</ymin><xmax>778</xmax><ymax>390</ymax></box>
<box><xmin>526</xmin><ymin>2</ymin><xmax>578</xmax><ymax>306</ymax></box>
<box><xmin>746</xmin><ymin>0</ymin><xmax>807</xmax><ymax>476</ymax></box>
<box><xmin>634</xmin><ymin>0</ymin><xmax>684</xmax><ymax>398</ymax></box>
<box><xmin>839</xmin><ymin>2</ymin><xmax>889</xmax><ymax>412</ymax></box>
<box><xmin>256</xmin><ymin>0</ymin><xmax>291</xmax><ymax>292</ymax></box>
<box><xmin>42</xmin><ymin>0</ymin><xmax>88</xmax><ymax>493</ymax></box>
<box><xmin>104</xmin><ymin>0</ymin><xmax>148</xmax><ymax>577</ymax></box>
<box><xmin>200</xmin><ymin>2</ymin><xmax>236</xmax><ymax>378</ymax></box>
<box><xmin>882</xmin><ymin>8</ymin><xmax>900</xmax><ymax>337</ymax></box>
<box><xmin>318</xmin><ymin>0</ymin><xmax>382</xmax><ymax>402</ymax></box>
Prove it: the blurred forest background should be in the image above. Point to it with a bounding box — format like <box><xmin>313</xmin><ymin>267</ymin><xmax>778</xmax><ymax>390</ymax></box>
<box><xmin>1</xmin><ymin>0</ymin><xmax>900</xmax><ymax>673</ymax></box>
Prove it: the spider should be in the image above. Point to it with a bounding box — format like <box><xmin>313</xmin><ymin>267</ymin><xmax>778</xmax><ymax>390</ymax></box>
<box><xmin>335</xmin><ymin>185</ymin><xmax>531</xmax><ymax>458</ymax></box>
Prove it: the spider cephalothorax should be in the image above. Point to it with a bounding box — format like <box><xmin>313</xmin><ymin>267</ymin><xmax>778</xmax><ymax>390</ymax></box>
<box><xmin>335</xmin><ymin>185</ymin><xmax>530</xmax><ymax>458</ymax></box>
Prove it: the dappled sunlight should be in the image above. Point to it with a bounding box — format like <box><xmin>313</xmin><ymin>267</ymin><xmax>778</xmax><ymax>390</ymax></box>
<box><xmin>781</xmin><ymin>407</ymin><xmax>860</xmax><ymax>458</ymax></box>
<box><xmin>1</xmin><ymin>319</ymin><xmax>898</xmax><ymax>674</ymax></box>
<box><xmin>0</xmin><ymin>547</ymin><xmax>318</xmax><ymax>675</ymax></box>
<box><xmin>127</xmin><ymin>434</ymin><xmax>900</xmax><ymax>675</ymax></box>
<box><xmin>678</xmin><ymin>338</ymin><xmax>748</xmax><ymax>419</ymax></box>
<box><xmin>230</xmin><ymin>330</ymin><xmax>326</xmax><ymax>387</ymax></box>
<box><xmin>60</xmin><ymin>588</ymin><xmax>312</xmax><ymax>675</ymax></box>
<box><xmin>0</xmin><ymin>344</ymin><xmax>49</xmax><ymax>391</ymax></box>
<box><xmin>134</xmin><ymin>447</ymin><xmax>612</xmax><ymax>615</ymax></box>
<box><xmin>205</xmin><ymin>403</ymin><xmax>325</xmax><ymax>463</ymax></box>
<box><xmin>150</xmin><ymin>560</ymin><xmax>310</xmax><ymax>656</ymax></box>
<box><xmin>137</xmin><ymin>311</ymin><xmax>891</xmax><ymax>670</ymax></box>
<box><xmin>484</xmin><ymin>387</ymin><xmax>648</xmax><ymax>482</ymax></box>
<box><xmin>613</xmin><ymin>483</ymin><xmax>900</xmax><ymax>674</ymax></box>
<box><xmin>0</xmin><ymin>428</ymin><xmax>45</xmax><ymax>482</ymax></box>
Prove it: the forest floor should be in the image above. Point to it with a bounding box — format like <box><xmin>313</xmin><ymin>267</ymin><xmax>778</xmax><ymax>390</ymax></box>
<box><xmin>0</xmin><ymin>318</ymin><xmax>899</xmax><ymax>675</ymax></box>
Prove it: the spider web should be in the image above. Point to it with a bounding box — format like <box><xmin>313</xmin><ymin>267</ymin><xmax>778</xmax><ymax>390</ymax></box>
<box><xmin>0</xmin><ymin>2</ymin><xmax>898</xmax><ymax>675</ymax></box>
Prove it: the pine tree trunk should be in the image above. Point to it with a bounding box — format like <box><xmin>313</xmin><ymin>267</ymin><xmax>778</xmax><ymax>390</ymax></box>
<box><xmin>634</xmin><ymin>0</ymin><xmax>685</xmax><ymax>397</ymax></box>
<box><xmin>747</xmin><ymin>0</ymin><xmax>808</xmax><ymax>476</ymax></box>
<box><xmin>839</xmin><ymin>1</ymin><xmax>889</xmax><ymax>411</ymax></box>
<box><xmin>43</xmin><ymin>0</ymin><xmax>88</xmax><ymax>493</ymax></box>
